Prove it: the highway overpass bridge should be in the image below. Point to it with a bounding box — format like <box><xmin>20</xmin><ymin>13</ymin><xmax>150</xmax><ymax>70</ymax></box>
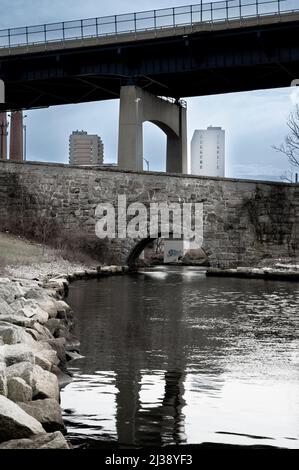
<box><xmin>0</xmin><ymin>0</ymin><xmax>298</xmax><ymax>171</ymax></box>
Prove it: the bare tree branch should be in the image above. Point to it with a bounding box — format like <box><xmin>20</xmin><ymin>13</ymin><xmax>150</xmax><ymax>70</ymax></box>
<box><xmin>273</xmin><ymin>104</ymin><xmax>299</xmax><ymax>169</ymax></box>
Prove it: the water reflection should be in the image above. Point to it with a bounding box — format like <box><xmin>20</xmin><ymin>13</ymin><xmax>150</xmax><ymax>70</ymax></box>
<box><xmin>61</xmin><ymin>267</ymin><xmax>299</xmax><ymax>449</ymax></box>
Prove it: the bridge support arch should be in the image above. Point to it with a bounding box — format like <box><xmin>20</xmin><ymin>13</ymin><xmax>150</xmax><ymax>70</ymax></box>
<box><xmin>118</xmin><ymin>86</ymin><xmax>187</xmax><ymax>174</ymax></box>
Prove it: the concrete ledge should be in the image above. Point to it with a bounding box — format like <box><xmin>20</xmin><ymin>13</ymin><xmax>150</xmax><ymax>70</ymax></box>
<box><xmin>207</xmin><ymin>267</ymin><xmax>299</xmax><ymax>281</ymax></box>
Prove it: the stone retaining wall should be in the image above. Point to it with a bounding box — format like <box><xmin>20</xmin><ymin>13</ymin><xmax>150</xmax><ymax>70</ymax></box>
<box><xmin>0</xmin><ymin>161</ymin><xmax>298</xmax><ymax>268</ymax></box>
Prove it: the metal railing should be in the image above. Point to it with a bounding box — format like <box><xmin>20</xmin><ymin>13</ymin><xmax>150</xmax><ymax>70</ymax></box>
<box><xmin>0</xmin><ymin>0</ymin><xmax>297</xmax><ymax>50</ymax></box>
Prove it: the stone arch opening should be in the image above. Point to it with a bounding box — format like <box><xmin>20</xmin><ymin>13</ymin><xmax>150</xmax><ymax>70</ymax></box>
<box><xmin>127</xmin><ymin>236</ymin><xmax>210</xmax><ymax>268</ymax></box>
<box><xmin>147</xmin><ymin>119</ymin><xmax>183</xmax><ymax>173</ymax></box>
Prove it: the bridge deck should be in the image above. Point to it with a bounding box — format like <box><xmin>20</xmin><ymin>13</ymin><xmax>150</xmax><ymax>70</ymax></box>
<box><xmin>0</xmin><ymin>11</ymin><xmax>298</xmax><ymax>58</ymax></box>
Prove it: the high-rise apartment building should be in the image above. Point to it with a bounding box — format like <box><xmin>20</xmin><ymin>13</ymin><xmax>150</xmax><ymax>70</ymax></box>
<box><xmin>69</xmin><ymin>130</ymin><xmax>104</xmax><ymax>166</ymax></box>
<box><xmin>191</xmin><ymin>126</ymin><xmax>225</xmax><ymax>177</ymax></box>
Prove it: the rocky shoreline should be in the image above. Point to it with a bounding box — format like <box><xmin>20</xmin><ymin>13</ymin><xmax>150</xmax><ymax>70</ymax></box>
<box><xmin>0</xmin><ymin>265</ymin><xmax>127</xmax><ymax>449</ymax></box>
<box><xmin>1</xmin><ymin>261</ymin><xmax>298</xmax><ymax>449</ymax></box>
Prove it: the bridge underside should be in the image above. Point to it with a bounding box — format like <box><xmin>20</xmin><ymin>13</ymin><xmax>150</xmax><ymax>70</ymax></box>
<box><xmin>0</xmin><ymin>15</ymin><xmax>299</xmax><ymax>111</ymax></box>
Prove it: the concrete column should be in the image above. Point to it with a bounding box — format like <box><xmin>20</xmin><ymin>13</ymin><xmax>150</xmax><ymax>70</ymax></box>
<box><xmin>0</xmin><ymin>112</ymin><xmax>8</xmax><ymax>160</ymax></box>
<box><xmin>118</xmin><ymin>86</ymin><xmax>187</xmax><ymax>174</ymax></box>
<box><xmin>9</xmin><ymin>111</ymin><xmax>24</xmax><ymax>161</ymax></box>
<box><xmin>118</xmin><ymin>86</ymin><xmax>143</xmax><ymax>171</ymax></box>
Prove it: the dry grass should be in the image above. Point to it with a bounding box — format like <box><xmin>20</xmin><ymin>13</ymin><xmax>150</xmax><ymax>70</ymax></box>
<box><xmin>0</xmin><ymin>232</ymin><xmax>58</xmax><ymax>271</ymax></box>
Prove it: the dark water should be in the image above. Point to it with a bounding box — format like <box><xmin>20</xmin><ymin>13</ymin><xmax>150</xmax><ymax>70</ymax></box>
<box><xmin>61</xmin><ymin>267</ymin><xmax>299</xmax><ymax>449</ymax></box>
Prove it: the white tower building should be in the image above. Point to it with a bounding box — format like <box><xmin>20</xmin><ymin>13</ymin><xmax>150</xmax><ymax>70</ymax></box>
<box><xmin>191</xmin><ymin>126</ymin><xmax>225</xmax><ymax>177</ymax></box>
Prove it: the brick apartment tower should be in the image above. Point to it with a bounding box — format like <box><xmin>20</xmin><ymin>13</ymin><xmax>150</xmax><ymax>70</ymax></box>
<box><xmin>0</xmin><ymin>112</ymin><xmax>8</xmax><ymax>160</ymax></box>
<box><xmin>9</xmin><ymin>111</ymin><xmax>24</xmax><ymax>161</ymax></box>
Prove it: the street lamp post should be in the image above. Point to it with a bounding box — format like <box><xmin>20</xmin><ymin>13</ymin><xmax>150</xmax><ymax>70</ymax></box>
<box><xmin>23</xmin><ymin>114</ymin><xmax>27</xmax><ymax>161</ymax></box>
<box><xmin>143</xmin><ymin>158</ymin><xmax>150</xmax><ymax>171</ymax></box>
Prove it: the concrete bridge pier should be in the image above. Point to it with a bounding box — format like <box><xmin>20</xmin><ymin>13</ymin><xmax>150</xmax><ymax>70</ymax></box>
<box><xmin>118</xmin><ymin>86</ymin><xmax>187</xmax><ymax>173</ymax></box>
<box><xmin>0</xmin><ymin>112</ymin><xmax>8</xmax><ymax>160</ymax></box>
<box><xmin>9</xmin><ymin>111</ymin><xmax>24</xmax><ymax>161</ymax></box>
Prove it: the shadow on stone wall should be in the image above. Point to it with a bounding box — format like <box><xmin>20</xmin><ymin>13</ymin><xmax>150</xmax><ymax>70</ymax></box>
<box><xmin>244</xmin><ymin>186</ymin><xmax>298</xmax><ymax>257</ymax></box>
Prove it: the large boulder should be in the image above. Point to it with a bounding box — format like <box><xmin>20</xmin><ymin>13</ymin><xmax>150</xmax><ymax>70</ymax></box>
<box><xmin>0</xmin><ymin>298</ymin><xmax>13</xmax><ymax>316</ymax></box>
<box><xmin>44</xmin><ymin>279</ymin><xmax>69</xmax><ymax>292</ymax></box>
<box><xmin>0</xmin><ymin>314</ymin><xmax>35</xmax><ymax>328</ymax></box>
<box><xmin>14</xmin><ymin>299</ymin><xmax>49</xmax><ymax>324</ymax></box>
<box><xmin>0</xmin><ymin>431</ymin><xmax>70</xmax><ymax>449</ymax></box>
<box><xmin>46</xmin><ymin>318</ymin><xmax>64</xmax><ymax>336</ymax></box>
<box><xmin>32</xmin><ymin>365</ymin><xmax>59</xmax><ymax>401</ymax></box>
<box><xmin>36</xmin><ymin>298</ymin><xmax>59</xmax><ymax>319</ymax></box>
<box><xmin>0</xmin><ymin>322</ymin><xmax>35</xmax><ymax>346</ymax></box>
<box><xmin>7</xmin><ymin>377</ymin><xmax>32</xmax><ymax>402</ymax></box>
<box><xmin>0</xmin><ymin>363</ymin><xmax>7</xmax><ymax>397</ymax></box>
<box><xmin>32</xmin><ymin>322</ymin><xmax>53</xmax><ymax>339</ymax></box>
<box><xmin>0</xmin><ymin>280</ymin><xmax>24</xmax><ymax>304</ymax></box>
<box><xmin>26</xmin><ymin>323</ymin><xmax>53</xmax><ymax>342</ymax></box>
<box><xmin>6</xmin><ymin>362</ymin><xmax>34</xmax><ymax>387</ymax></box>
<box><xmin>0</xmin><ymin>395</ymin><xmax>45</xmax><ymax>442</ymax></box>
<box><xmin>4</xmin><ymin>344</ymin><xmax>35</xmax><ymax>366</ymax></box>
<box><xmin>34</xmin><ymin>350</ymin><xmax>59</xmax><ymax>371</ymax></box>
<box><xmin>0</xmin><ymin>346</ymin><xmax>4</xmax><ymax>363</ymax></box>
<box><xmin>51</xmin><ymin>365</ymin><xmax>73</xmax><ymax>389</ymax></box>
<box><xmin>18</xmin><ymin>399</ymin><xmax>66</xmax><ymax>433</ymax></box>
<box><xmin>40</xmin><ymin>338</ymin><xmax>67</xmax><ymax>365</ymax></box>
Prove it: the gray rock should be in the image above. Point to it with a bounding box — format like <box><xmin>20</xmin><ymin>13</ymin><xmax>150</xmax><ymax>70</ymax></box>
<box><xmin>18</xmin><ymin>301</ymin><xmax>49</xmax><ymax>324</ymax></box>
<box><xmin>51</xmin><ymin>365</ymin><xmax>73</xmax><ymax>389</ymax></box>
<box><xmin>0</xmin><ymin>298</ymin><xmax>13</xmax><ymax>316</ymax></box>
<box><xmin>55</xmin><ymin>300</ymin><xmax>71</xmax><ymax>314</ymax></box>
<box><xmin>34</xmin><ymin>350</ymin><xmax>59</xmax><ymax>370</ymax></box>
<box><xmin>0</xmin><ymin>322</ymin><xmax>35</xmax><ymax>346</ymax></box>
<box><xmin>4</xmin><ymin>344</ymin><xmax>35</xmax><ymax>366</ymax></box>
<box><xmin>0</xmin><ymin>282</ymin><xmax>25</xmax><ymax>304</ymax></box>
<box><xmin>0</xmin><ymin>363</ymin><xmax>7</xmax><ymax>397</ymax></box>
<box><xmin>24</xmin><ymin>288</ymin><xmax>48</xmax><ymax>300</ymax></box>
<box><xmin>0</xmin><ymin>431</ymin><xmax>70</xmax><ymax>449</ymax></box>
<box><xmin>18</xmin><ymin>399</ymin><xmax>66</xmax><ymax>433</ymax></box>
<box><xmin>6</xmin><ymin>362</ymin><xmax>34</xmax><ymax>387</ymax></box>
<box><xmin>34</xmin><ymin>354</ymin><xmax>52</xmax><ymax>371</ymax></box>
<box><xmin>32</xmin><ymin>322</ymin><xmax>53</xmax><ymax>339</ymax></box>
<box><xmin>0</xmin><ymin>346</ymin><xmax>4</xmax><ymax>363</ymax></box>
<box><xmin>40</xmin><ymin>338</ymin><xmax>67</xmax><ymax>365</ymax></box>
<box><xmin>32</xmin><ymin>365</ymin><xmax>59</xmax><ymax>401</ymax></box>
<box><xmin>0</xmin><ymin>314</ymin><xmax>35</xmax><ymax>328</ymax></box>
<box><xmin>7</xmin><ymin>377</ymin><xmax>32</xmax><ymax>402</ymax></box>
<box><xmin>0</xmin><ymin>395</ymin><xmax>45</xmax><ymax>442</ymax></box>
<box><xmin>37</xmin><ymin>298</ymin><xmax>59</xmax><ymax>319</ymax></box>
<box><xmin>46</xmin><ymin>318</ymin><xmax>63</xmax><ymax>336</ymax></box>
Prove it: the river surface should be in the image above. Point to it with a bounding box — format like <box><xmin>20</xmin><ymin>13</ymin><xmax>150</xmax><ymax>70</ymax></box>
<box><xmin>61</xmin><ymin>267</ymin><xmax>299</xmax><ymax>449</ymax></box>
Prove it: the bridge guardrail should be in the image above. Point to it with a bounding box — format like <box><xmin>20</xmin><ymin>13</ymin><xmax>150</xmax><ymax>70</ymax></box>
<box><xmin>0</xmin><ymin>0</ymin><xmax>297</xmax><ymax>50</ymax></box>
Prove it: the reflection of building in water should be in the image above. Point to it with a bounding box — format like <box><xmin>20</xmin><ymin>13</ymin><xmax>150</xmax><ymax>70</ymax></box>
<box><xmin>67</xmin><ymin>271</ymin><xmax>226</xmax><ymax>447</ymax></box>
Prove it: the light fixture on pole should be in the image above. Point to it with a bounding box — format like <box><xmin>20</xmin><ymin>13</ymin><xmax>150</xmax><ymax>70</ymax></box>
<box><xmin>143</xmin><ymin>158</ymin><xmax>150</xmax><ymax>171</ymax></box>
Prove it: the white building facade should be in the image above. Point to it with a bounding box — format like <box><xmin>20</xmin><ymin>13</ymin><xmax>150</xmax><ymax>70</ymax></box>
<box><xmin>69</xmin><ymin>131</ymin><xmax>104</xmax><ymax>166</ymax></box>
<box><xmin>191</xmin><ymin>126</ymin><xmax>225</xmax><ymax>177</ymax></box>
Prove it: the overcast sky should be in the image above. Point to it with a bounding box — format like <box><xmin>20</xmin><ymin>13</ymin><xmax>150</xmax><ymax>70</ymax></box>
<box><xmin>1</xmin><ymin>0</ymin><xmax>299</xmax><ymax>180</ymax></box>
